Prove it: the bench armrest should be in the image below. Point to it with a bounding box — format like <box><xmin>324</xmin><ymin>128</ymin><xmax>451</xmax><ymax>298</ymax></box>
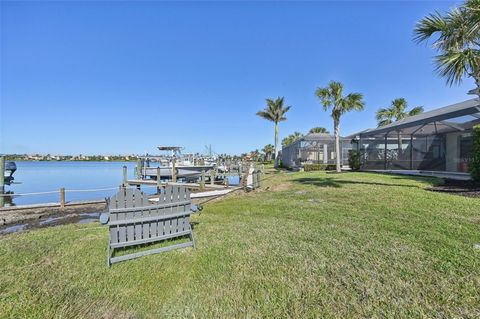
<box><xmin>190</xmin><ymin>204</ymin><xmax>203</xmax><ymax>213</ymax></box>
<box><xmin>99</xmin><ymin>212</ymin><xmax>110</xmax><ymax>225</ymax></box>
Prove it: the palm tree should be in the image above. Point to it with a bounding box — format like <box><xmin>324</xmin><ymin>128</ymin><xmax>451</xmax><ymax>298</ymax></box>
<box><xmin>376</xmin><ymin>98</ymin><xmax>424</xmax><ymax>157</ymax></box>
<box><xmin>250</xmin><ymin>149</ymin><xmax>262</xmax><ymax>162</ymax></box>
<box><xmin>315</xmin><ymin>81</ymin><xmax>365</xmax><ymax>172</ymax></box>
<box><xmin>282</xmin><ymin>132</ymin><xmax>304</xmax><ymax>147</ymax></box>
<box><xmin>262</xmin><ymin>144</ymin><xmax>275</xmax><ymax>161</ymax></box>
<box><xmin>309</xmin><ymin>127</ymin><xmax>330</xmax><ymax>134</ymax></box>
<box><xmin>414</xmin><ymin>0</ymin><xmax>480</xmax><ymax>96</ymax></box>
<box><xmin>256</xmin><ymin>97</ymin><xmax>292</xmax><ymax>167</ymax></box>
<box><xmin>376</xmin><ymin>98</ymin><xmax>424</xmax><ymax>126</ymax></box>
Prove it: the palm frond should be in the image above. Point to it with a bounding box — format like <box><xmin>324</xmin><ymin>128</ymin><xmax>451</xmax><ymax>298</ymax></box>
<box><xmin>315</xmin><ymin>87</ymin><xmax>332</xmax><ymax>111</ymax></box>
<box><xmin>309</xmin><ymin>127</ymin><xmax>329</xmax><ymax>134</ymax></box>
<box><xmin>376</xmin><ymin>98</ymin><xmax>424</xmax><ymax>127</ymax></box>
<box><xmin>256</xmin><ymin>96</ymin><xmax>292</xmax><ymax>123</ymax></box>
<box><xmin>408</xmin><ymin>106</ymin><xmax>424</xmax><ymax>116</ymax></box>
<box><xmin>414</xmin><ymin>11</ymin><xmax>449</xmax><ymax>44</ymax></box>
<box><xmin>378</xmin><ymin>119</ymin><xmax>393</xmax><ymax>127</ymax></box>
<box><xmin>392</xmin><ymin>98</ymin><xmax>407</xmax><ymax>112</ymax></box>
<box><xmin>435</xmin><ymin>48</ymin><xmax>477</xmax><ymax>85</ymax></box>
<box><xmin>444</xmin><ymin>6</ymin><xmax>479</xmax><ymax>49</ymax></box>
<box><xmin>376</xmin><ymin>108</ymin><xmax>393</xmax><ymax>121</ymax></box>
<box><xmin>414</xmin><ymin>1</ymin><xmax>480</xmax><ymax>89</ymax></box>
<box><xmin>282</xmin><ymin>132</ymin><xmax>303</xmax><ymax>147</ymax></box>
<box><xmin>391</xmin><ymin>98</ymin><xmax>407</xmax><ymax>120</ymax></box>
<box><xmin>280</xmin><ymin>105</ymin><xmax>292</xmax><ymax>116</ymax></box>
<box><xmin>262</xmin><ymin>144</ymin><xmax>275</xmax><ymax>154</ymax></box>
<box><xmin>329</xmin><ymin>81</ymin><xmax>344</xmax><ymax>105</ymax></box>
<box><xmin>256</xmin><ymin>111</ymin><xmax>274</xmax><ymax>122</ymax></box>
<box><xmin>344</xmin><ymin>93</ymin><xmax>365</xmax><ymax>111</ymax></box>
<box><xmin>317</xmin><ymin>81</ymin><xmax>365</xmax><ymax>121</ymax></box>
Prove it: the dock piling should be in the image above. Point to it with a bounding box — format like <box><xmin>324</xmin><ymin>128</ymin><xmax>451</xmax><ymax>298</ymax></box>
<box><xmin>224</xmin><ymin>175</ymin><xmax>229</xmax><ymax>187</ymax></box>
<box><xmin>156</xmin><ymin>167</ymin><xmax>161</xmax><ymax>191</ymax></box>
<box><xmin>0</xmin><ymin>156</ymin><xmax>4</xmax><ymax>191</ymax></box>
<box><xmin>172</xmin><ymin>156</ymin><xmax>177</xmax><ymax>183</ymax></box>
<box><xmin>136</xmin><ymin>158</ymin><xmax>142</xmax><ymax>179</ymax></box>
<box><xmin>60</xmin><ymin>188</ymin><xmax>65</xmax><ymax>208</ymax></box>
<box><xmin>122</xmin><ymin>166</ymin><xmax>128</xmax><ymax>187</ymax></box>
<box><xmin>200</xmin><ymin>169</ymin><xmax>205</xmax><ymax>190</ymax></box>
<box><xmin>0</xmin><ymin>156</ymin><xmax>4</xmax><ymax>207</ymax></box>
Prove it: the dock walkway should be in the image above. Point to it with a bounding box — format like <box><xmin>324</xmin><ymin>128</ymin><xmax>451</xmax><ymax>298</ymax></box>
<box><xmin>127</xmin><ymin>180</ymin><xmax>230</xmax><ymax>189</ymax></box>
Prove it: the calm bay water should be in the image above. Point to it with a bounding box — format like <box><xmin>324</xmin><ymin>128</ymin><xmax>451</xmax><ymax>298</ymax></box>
<box><xmin>3</xmin><ymin>161</ymin><xmax>138</xmax><ymax>206</ymax></box>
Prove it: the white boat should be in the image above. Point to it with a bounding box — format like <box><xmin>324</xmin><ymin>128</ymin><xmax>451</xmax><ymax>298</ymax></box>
<box><xmin>142</xmin><ymin>165</ymin><xmax>214</xmax><ymax>179</ymax></box>
<box><xmin>139</xmin><ymin>146</ymin><xmax>218</xmax><ymax>180</ymax></box>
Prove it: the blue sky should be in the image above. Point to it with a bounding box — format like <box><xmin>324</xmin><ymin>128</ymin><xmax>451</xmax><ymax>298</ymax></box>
<box><xmin>0</xmin><ymin>0</ymin><xmax>474</xmax><ymax>155</ymax></box>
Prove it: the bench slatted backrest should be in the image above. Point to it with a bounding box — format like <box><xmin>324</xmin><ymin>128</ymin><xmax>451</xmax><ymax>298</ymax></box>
<box><xmin>107</xmin><ymin>186</ymin><xmax>194</xmax><ymax>265</ymax></box>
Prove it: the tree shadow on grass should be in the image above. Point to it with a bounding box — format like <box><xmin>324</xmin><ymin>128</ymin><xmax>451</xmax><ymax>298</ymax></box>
<box><xmin>292</xmin><ymin>176</ymin><xmax>424</xmax><ymax>189</ymax></box>
<box><xmin>389</xmin><ymin>175</ymin><xmax>443</xmax><ymax>186</ymax></box>
<box><xmin>361</xmin><ymin>171</ymin><xmax>443</xmax><ymax>185</ymax></box>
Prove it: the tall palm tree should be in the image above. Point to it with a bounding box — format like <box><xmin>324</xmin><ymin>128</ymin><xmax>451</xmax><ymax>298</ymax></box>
<box><xmin>376</xmin><ymin>98</ymin><xmax>424</xmax><ymax>157</ymax></box>
<box><xmin>256</xmin><ymin>97</ymin><xmax>291</xmax><ymax>167</ymax></box>
<box><xmin>309</xmin><ymin>127</ymin><xmax>330</xmax><ymax>134</ymax></box>
<box><xmin>315</xmin><ymin>81</ymin><xmax>365</xmax><ymax>172</ymax></box>
<box><xmin>414</xmin><ymin>0</ymin><xmax>480</xmax><ymax>96</ymax></box>
<box><xmin>262</xmin><ymin>144</ymin><xmax>275</xmax><ymax>161</ymax></box>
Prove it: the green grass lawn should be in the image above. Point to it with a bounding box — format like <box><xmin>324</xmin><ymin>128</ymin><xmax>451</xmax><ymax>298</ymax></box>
<box><xmin>1</xmin><ymin>171</ymin><xmax>480</xmax><ymax>318</ymax></box>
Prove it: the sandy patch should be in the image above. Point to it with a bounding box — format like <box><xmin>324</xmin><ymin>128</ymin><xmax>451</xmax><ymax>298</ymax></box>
<box><xmin>268</xmin><ymin>182</ymin><xmax>292</xmax><ymax>192</ymax></box>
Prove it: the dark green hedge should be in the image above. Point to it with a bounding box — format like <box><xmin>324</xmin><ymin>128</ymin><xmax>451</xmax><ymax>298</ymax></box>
<box><xmin>471</xmin><ymin>125</ymin><xmax>480</xmax><ymax>182</ymax></box>
<box><xmin>304</xmin><ymin>164</ymin><xmax>336</xmax><ymax>171</ymax></box>
<box><xmin>348</xmin><ymin>150</ymin><xmax>361</xmax><ymax>171</ymax></box>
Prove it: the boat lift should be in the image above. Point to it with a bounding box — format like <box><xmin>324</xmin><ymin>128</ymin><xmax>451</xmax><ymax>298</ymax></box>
<box><xmin>137</xmin><ymin>146</ymin><xmax>216</xmax><ymax>183</ymax></box>
<box><xmin>1</xmin><ymin>156</ymin><xmax>16</xmax><ymax>189</ymax></box>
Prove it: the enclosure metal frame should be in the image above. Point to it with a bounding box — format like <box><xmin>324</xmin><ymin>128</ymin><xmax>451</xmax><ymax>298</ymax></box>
<box><xmin>281</xmin><ymin>133</ymin><xmax>352</xmax><ymax>168</ymax></box>
<box><xmin>349</xmin><ymin>99</ymin><xmax>480</xmax><ymax>173</ymax></box>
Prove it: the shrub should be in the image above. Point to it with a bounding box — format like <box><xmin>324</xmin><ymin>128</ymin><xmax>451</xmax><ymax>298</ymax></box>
<box><xmin>471</xmin><ymin>125</ymin><xmax>480</xmax><ymax>183</ymax></box>
<box><xmin>303</xmin><ymin>164</ymin><xmax>336</xmax><ymax>171</ymax></box>
<box><xmin>348</xmin><ymin>150</ymin><xmax>361</xmax><ymax>171</ymax></box>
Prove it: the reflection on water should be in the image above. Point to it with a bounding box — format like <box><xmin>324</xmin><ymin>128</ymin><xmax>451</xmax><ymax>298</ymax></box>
<box><xmin>39</xmin><ymin>212</ymin><xmax>102</xmax><ymax>226</ymax></box>
<box><xmin>0</xmin><ymin>191</ymin><xmax>15</xmax><ymax>207</ymax></box>
<box><xmin>80</xmin><ymin>212</ymin><xmax>101</xmax><ymax>218</ymax></box>
<box><xmin>0</xmin><ymin>224</ymin><xmax>27</xmax><ymax>235</ymax></box>
<box><xmin>39</xmin><ymin>216</ymin><xmax>64</xmax><ymax>225</ymax></box>
<box><xmin>0</xmin><ymin>211</ymin><xmax>103</xmax><ymax>235</ymax></box>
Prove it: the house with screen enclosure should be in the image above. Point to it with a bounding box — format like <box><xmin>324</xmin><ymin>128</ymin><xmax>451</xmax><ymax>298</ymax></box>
<box><xmin>348</xmin><ymin>98</ymin><xmax>479</xmax><ymax>180</ymax></box>
<box><xmin>281</xmin><ymin>133</ymin><xmax>352</xmax><ymax>169</ymax></box>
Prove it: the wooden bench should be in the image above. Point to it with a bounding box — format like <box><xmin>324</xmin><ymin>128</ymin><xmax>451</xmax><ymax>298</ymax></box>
<box><xmin>101</xmin><ymin>185</ymin><xmax>197</xmax><ymax>266</ymax></box>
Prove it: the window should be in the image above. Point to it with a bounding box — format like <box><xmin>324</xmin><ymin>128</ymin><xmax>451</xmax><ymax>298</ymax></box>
<box><xmin>459</xmin><ymin>134</ymin><xmax>473</xmax><ymax>161</ymax></box>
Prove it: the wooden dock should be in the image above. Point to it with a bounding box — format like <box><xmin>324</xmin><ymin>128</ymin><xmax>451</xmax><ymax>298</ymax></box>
<box><xmin>126</xmin><ymin>179</ymin><xmax>231</xmax><ymax>190</ymax></box>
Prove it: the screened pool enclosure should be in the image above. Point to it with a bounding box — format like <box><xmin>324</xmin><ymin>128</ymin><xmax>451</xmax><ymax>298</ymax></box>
<box><xmin>350</xmin><ymin>99</ymin><xmax>480</xmax><ymax>174</ymax></box>
<box><xmin>281</xmin><ymin>133</ymin><xmax>352</xmax><ymax>168</ymax></box>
